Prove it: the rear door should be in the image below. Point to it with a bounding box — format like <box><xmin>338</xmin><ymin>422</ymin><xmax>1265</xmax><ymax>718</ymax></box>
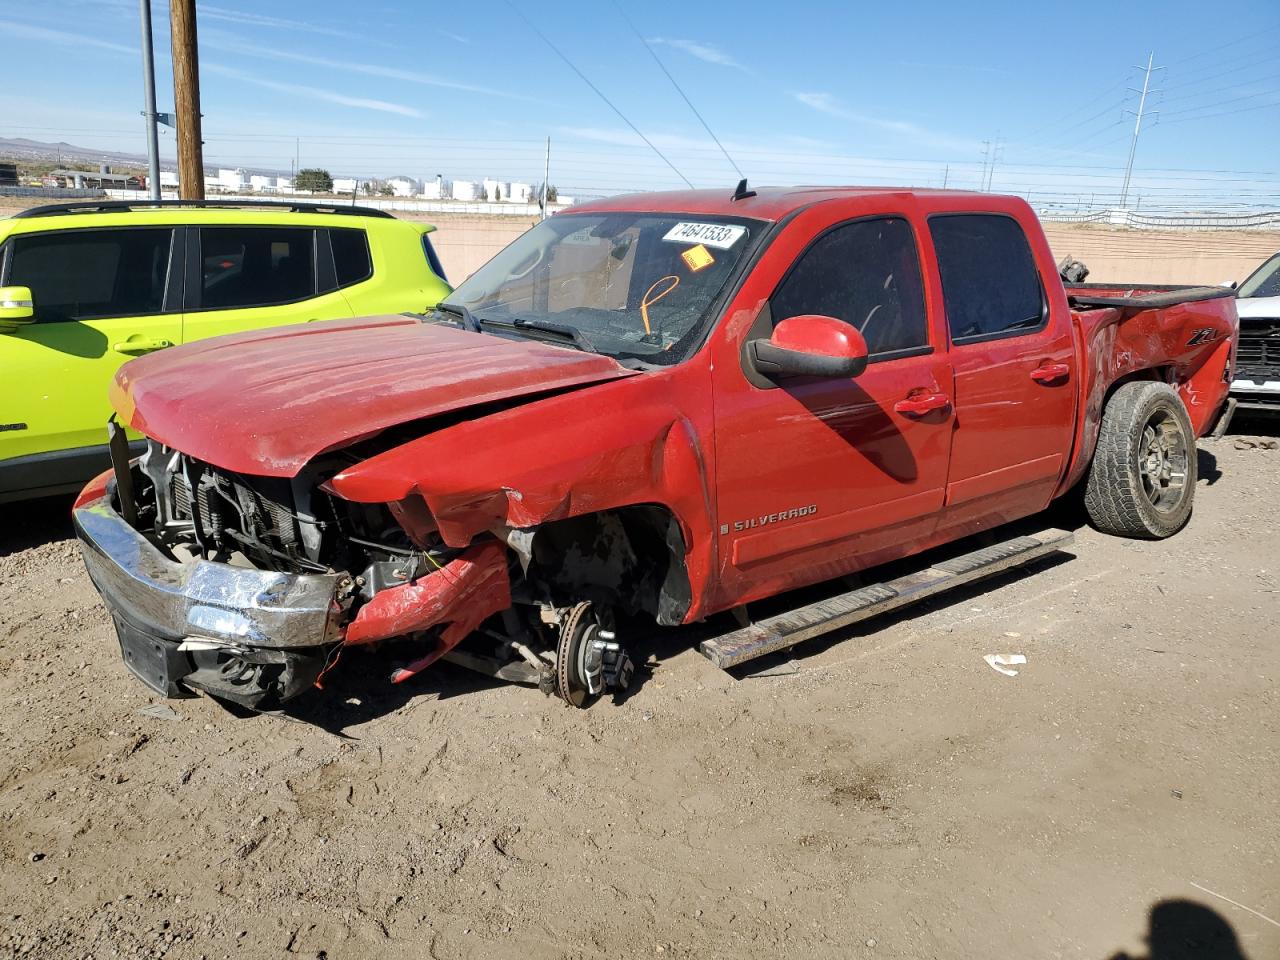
<box><xmin>181</xmin><ymin>224</ymin><xmax>354</xmax><ymax>343</ymax></box>
<box><xmin>928</xmin><ymin>213</ymin><xmax>1076</xmax><ymax>531</ymax></box>
<box><xmin>1</xmin><ymin>225</ymin><xmax>180</xmax><ymax>484</ymax></box>
<box><xmin>711</xmin><ymin>206</ymin><xmax>954</xmax><ymax>603</ymax></box>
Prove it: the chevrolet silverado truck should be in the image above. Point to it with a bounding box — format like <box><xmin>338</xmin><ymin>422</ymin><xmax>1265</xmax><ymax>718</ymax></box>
<box><xmin>72</xmin><ymin>184</ymin><xmax>1239</xmax><ymax>710</ymax></box>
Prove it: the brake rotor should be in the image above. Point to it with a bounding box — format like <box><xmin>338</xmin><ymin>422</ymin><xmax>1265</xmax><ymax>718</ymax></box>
<box><xmin>554</xmin><ymin>601</ymin><xmax>597</xmax><ymax>708</ymax></box>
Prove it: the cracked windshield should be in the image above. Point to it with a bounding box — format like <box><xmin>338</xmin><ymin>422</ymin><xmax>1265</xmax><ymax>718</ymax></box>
<box><xmin>444</xmin><ymin>213</ymin><xmax>758</xmax><ymax>363</ymax></box>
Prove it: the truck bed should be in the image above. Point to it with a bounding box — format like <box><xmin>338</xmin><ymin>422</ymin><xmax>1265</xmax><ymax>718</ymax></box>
<box><xmin>1065</xmin><ymin>282</ymin><xmax>1237</xmax><ymax>311</ymax></box>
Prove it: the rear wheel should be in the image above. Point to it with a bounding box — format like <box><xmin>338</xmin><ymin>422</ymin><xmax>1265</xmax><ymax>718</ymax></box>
<box><xmin>1084</xmin><ymin>381</ymin><xmax>1196</xmax><ymax>539</ymax></box>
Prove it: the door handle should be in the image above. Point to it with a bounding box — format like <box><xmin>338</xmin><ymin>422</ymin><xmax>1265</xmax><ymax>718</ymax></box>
<box><xmin>113</xmin><ymin>337</ymin><xmax>174</xmax><ymax>355</ymax></box>
<box><xmin>1030</xmin><ymin>362</ymin><xmax>1070</xmax><ymax>383</ymax></box>
<box><xmin>893</xmin><ymin>391</ymin><xmax>951</xmax><ymax>416</ymax></box>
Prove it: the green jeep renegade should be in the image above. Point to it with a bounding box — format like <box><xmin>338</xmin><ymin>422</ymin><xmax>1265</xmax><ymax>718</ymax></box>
<box><xmin>0</xmin><ymin>200</ymin><xmax>452</xmax><ymax>503</ymax></box>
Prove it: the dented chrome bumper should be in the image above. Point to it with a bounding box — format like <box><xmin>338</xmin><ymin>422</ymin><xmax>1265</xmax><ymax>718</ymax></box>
<box><xmin>74</xmin><ymin>490</ymin><xmax>343</xmax><ymax>651</ymax></box>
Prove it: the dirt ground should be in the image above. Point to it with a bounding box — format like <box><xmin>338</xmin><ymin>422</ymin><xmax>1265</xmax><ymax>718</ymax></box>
<box><xmin>1</xmin><ymin>416</ymin><xmax>1278</xmax><ymax>960</ymax></box>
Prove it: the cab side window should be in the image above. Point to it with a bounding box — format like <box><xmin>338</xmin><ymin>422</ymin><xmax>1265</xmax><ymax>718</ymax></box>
<box><xmin>198</xmin><ymin>227</ymin><xmax>315</xmax><ymax>310</ymax></box>
<box><xmin>9</xmin><ymin>228</ymin><xmax>172</xmax><ymax>323</ymax></box>
<box><xmin>771</xmin><ymin>216</ymin><xmax>928</xmax><ymax>356</ymax></box>
<box><xmin>929</xmin><ymin>214</ymin><xmax>1044</xmax><ymax>343</ymax></box>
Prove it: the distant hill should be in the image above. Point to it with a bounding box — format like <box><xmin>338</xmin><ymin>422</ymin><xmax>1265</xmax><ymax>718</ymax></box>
<box><xmin>0</xmin><ymin>137</ymin><xmax>153</xmax><ymax>168</ymax></box>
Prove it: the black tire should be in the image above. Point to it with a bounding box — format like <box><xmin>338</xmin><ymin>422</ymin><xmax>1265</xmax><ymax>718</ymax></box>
<box><xmin>1083</xmin><ymin>381</ymin><xmax>1196</xmax><ymax>539</ymax></box>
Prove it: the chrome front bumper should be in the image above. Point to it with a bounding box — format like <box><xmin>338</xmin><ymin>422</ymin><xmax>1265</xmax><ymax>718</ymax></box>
<box><xmin>1231</xmin><ymin>377</ymin><xmax>1280</xmax><ymax>395</ymax></box>
<box><xmin>74</xmin><ymin>493</ymin><xmax>344</xmax><ymax>650</ymax></box>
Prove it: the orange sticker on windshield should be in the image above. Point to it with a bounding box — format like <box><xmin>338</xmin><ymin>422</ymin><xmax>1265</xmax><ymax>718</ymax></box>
<box><xmin>681</xmin><ymin>244</ymin><xmax>715</xmax><ymax>272</ymax></box>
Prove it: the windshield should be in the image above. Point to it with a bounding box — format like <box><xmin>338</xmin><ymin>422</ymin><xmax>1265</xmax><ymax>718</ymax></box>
<box><xmin>443</xmin><ymin>213</ymin><xmax>760</xmax><ymax>364</ymax></box>
<box><xmin>1239</xmin><ymin>253</ymin><xmax>1280</xmax><ymax>299</ymax></box>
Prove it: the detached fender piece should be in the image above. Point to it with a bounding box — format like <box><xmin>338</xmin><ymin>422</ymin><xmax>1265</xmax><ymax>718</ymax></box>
<box><xmin>343</xmin><ymin>540</ymin><xmax>511</xmax><ymax>683</ymax></box>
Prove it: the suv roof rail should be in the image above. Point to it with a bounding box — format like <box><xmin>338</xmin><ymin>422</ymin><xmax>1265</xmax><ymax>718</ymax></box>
<box><xmin>10</xmin><ymin>199</ymin><xmax>397</xmax><ymax>220</ymax></box>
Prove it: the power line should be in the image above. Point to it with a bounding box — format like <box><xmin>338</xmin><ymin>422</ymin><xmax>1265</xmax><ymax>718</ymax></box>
<box><xmin>1159</xmin><ymin>70</ymin><xmax>1280</xmax><ymax>107</ymax></box>
<box><xmin>502</xmin><ymin>0</ymin><xmax>693</xmax><ymax>188</ymax></box>
<box><xmin>1160</xmin><ymin>89</ymin><xmax>1280</xmax><ymax>117</ymax></box>
<box><xmin>1155</xmin><ymin>98</ymin><xmax>1280</xmax><ymax>125</ymax></box>
<box><xmin>1017</xmin><ymin>71</ymin><xmax>1133</xmax><ymax>142</ymax></box>
<box><xmin>1164</xmin><ymin>56</ymin><xmax>1280</xmax><ymax>92</ymax></box>
<box><xmin>1164</xmin><ymin>32</ymin><xmax>1274</xmax><ymax>67</ymax></box>
<box><xmin>611</xmin><ymin>2</ymin><xmax>742</xmax><ymax>179</ymax></box>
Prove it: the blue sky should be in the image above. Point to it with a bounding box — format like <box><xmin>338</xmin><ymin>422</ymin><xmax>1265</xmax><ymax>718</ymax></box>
<box><xmin>2</xmin><ymin>0</ymin><xmax>1278</xmax><ymax>210</ymax></box>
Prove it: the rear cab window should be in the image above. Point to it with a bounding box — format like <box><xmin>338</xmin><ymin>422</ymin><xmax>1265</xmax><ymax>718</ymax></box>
<box><xmin>5</xmin><ymin>227</ymin><xmax>174</xmax><ymax>323</ymax></box>
<box><xmin>929</xmin><ymin>214</ymin><xmax>1045</xmax><ymax>344</ymax></box>
<box><xmin>196</xmin><ymin>226</ymin><xmax>315</xmax><ymax>310</ymax></box>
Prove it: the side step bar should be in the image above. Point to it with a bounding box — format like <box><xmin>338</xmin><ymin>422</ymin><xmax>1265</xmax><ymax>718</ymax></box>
<box><xmin>699</xmin><ymin>528</ymin><xmax>1074</xmax><ymax>670</ymax></box>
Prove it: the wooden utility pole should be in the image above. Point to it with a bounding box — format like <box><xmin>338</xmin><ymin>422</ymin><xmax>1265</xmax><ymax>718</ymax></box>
<box><xmin>170</xmin><ymin>0</ymin><xmax>204</xmax><ymax>199</ymax></box>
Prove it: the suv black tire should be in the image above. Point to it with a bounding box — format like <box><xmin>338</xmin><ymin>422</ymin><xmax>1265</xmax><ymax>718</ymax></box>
<box><xmin>1083</xmin><ymin>381</ymin><xmax>1196</xmax><ymax>539</ymax></box>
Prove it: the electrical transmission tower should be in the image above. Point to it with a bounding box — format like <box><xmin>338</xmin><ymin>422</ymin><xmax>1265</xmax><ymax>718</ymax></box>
<box><xmin>1119</xmin><ymin>52</ymin><xmax>1164</xmax><ymax>209</ymax></box>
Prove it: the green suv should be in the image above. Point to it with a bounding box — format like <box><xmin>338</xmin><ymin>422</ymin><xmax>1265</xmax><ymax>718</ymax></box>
<box><xmin>0</xmin><ymin>200</ymin><xmax>452</xmax><ymax>503</ymax></box>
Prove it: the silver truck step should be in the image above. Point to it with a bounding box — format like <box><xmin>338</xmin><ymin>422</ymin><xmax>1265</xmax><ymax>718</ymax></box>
<box><xmin>699</xmin><ymin>528</ymin><xmax>1074</xmax><ymax>670</ymax></box>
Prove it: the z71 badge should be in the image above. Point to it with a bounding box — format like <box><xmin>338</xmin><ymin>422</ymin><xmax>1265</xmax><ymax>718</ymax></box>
<box><xmin>1186</xmin><ymin>327</ymin><xmax>1219</xmax><ymax>346</ymax></box>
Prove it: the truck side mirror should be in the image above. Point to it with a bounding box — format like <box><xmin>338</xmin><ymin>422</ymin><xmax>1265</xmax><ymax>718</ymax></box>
<box><xmin>748</xmin><ymin>314</ymin><xmax>869</xmax><ymax>380</ymax></box>
<box><xmin>0</xmin><ymin>286</ymin><xmax>34</xmax><ymax>335</ymax></box>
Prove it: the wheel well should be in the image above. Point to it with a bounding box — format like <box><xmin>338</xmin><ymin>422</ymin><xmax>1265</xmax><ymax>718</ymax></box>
<box><xmin>521</xmin><ymin>505</ymin><xmax>692</xmax><ymax>626</ymax></box>
<box><xmin>1102</xmin><ymin>365</ymin><xmax>1173</xmax><ymax>409</ymax></box>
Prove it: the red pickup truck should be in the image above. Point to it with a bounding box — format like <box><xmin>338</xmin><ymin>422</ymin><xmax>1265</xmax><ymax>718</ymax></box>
<box><xmin>73</xmin><ymin>185</ymin><xmax>1238</xmax><ymax>709</ymax></box>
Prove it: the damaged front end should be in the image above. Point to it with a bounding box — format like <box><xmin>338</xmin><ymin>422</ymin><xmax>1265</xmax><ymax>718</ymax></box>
<box><xmin>74</xmin><ymin>433</ymin><xmax>633</xmax><ymax>710</ymax></box>
<box><xmin>74</xmin><ymin>434</ymin><xmax>516</xmax><ymax>709</ymax></box>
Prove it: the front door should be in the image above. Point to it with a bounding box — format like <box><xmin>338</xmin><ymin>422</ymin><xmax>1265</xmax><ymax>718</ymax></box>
<box><xmin>1</xmin><ymin>226</ymin><xmax>180</xmax><ymax>494</ymax></box>
<box><xmin>182</xmin><ymin>225</ymin><xmax>354</xmax><ymax>343</ymax></box>
<box><xmin>711</xmin><ymin>208</ymin><xmax>954</xmax><ymax>607</ymax></box>
<box><xmin>926</xmin><ymin>213</ymin><xmax>1076</xmax><ymax>535</ymax></box>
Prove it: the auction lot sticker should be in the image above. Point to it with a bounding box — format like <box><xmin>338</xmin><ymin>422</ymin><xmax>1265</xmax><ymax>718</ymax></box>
<box><xmin>662</xmin><ymin>222</ymin><xmax>746</xmax><ymax>250</ymax></box>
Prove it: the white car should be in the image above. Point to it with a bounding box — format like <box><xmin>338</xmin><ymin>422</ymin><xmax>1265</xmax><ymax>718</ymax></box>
<box><xmin>1234</xmin><ymin>252</ymin><xmax>1280</xmax><ymax>412</ymax></box>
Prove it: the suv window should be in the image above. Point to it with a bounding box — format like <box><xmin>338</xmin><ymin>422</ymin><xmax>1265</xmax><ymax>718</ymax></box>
<box><xmin>771</xmin><ymin>216</ymin><xmax>928</xmax><ymax>356</ymax></box>
<box><xmin>329</xmin><ymin>228</ymin><xmax>372</xmax><ymax>288</ymax></box>
<box><xmin>8</xmin><ymin>228</ymin><xmax>172</xmax><ymax>323</ymax></box>
<box><xmin>198</xmin><ymin>227</ymin><xmax>315</xmax><ymax>309</ymax></box>
<box><xmin>930</xmin><ymin>214</ymin><xmax>1044</xmax><ymax>343</ymax></box>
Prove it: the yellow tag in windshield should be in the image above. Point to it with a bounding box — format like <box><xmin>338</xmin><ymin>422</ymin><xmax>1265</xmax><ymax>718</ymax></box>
<box><xmin>681</xmin><ymin>244</ymin><xmax>715</xmax><ymax>273</ymax></box>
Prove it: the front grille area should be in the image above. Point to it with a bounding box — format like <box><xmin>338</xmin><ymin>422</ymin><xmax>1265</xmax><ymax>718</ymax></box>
<box><xmin>1237</xmin><ymin>320</ymin><xmax>1280</xmax><ymax>382</ymax></box>
<box><xmin>133</xmin><ymin>439</ymin><xmax>428</xmax><ymax>576</ymax></box>
<box><xmin>165</xmin><ymin>461</ymin><xmax>312</xmax><ymax>570</ymax></box>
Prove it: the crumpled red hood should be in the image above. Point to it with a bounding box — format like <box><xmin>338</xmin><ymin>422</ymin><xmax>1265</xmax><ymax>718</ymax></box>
<box><xmin>112</xmin><ymin>315</ymin><xmax>638</xmax><ymax>476</ymax></box>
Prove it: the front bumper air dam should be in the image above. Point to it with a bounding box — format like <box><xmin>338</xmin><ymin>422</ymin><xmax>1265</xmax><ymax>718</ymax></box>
<box><xmin>73</xmin><ymin>492</ymin><xmax>345</xmax><ymax>706</ymax></box>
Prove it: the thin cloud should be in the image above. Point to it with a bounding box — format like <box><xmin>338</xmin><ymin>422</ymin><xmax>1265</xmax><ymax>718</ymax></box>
<box><xmin>561</xmin><ymin>125</ymin><xmax>835</xmax><ymax>157</ymax></box>
<box><xmin>560</xmin><ymin>126</ymin><xmax>731</xmax><ymax>152</ymax></box>
<box><xmin>648</xmin><ymin>37</ymin><xmax>746</xmax><ymax>71</ymax></box>
<box><xmin>202</xmin><ymin>31</ymin><xmax>540</xmax><ymax>103</ymax></box>
<box><xmin>197</xmin><ymin>5</ymin><xmax>354</xmax><ymax>39</ymax></box>
<box><xmin>795</xmin><ymin>92</ymin><xmax>853</xmax><ymax>119</ymax></box>
<box><xmin>793</xmin><ymin>92</ymin><xmax>979</xmax><ymax>153</ymax></box>
<box><xmin>892</xmin><ymin>60</ymin><xmax>1011</xmax><ymax>76</ymax></box>
<box><xmin>204</xmin><ymin>63</ymin><xmax>424</xmax><ymax>118</ymax></box>
<box><xmin>8</xmin><ymin>22</ymin><xmax>134</xmax><ymax>55</ymax></box>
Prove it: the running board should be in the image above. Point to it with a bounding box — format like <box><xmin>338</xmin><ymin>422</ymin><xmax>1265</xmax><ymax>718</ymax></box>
<box><xmin>699</xmin><ymin>528</ymin><xmax>1074</xmax><ymax>670</ymax></box>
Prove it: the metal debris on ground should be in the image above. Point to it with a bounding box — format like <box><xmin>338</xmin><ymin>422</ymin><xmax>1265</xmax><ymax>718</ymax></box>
<box><xmin>983</xmin><ymin>654</ymin><xmax>1027</xmax><ymax>677</ymax></box>
<box><xmin>135</xmin><ymin>703</ymin><xmax>182</xmax><ymax>721</ymax></box>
